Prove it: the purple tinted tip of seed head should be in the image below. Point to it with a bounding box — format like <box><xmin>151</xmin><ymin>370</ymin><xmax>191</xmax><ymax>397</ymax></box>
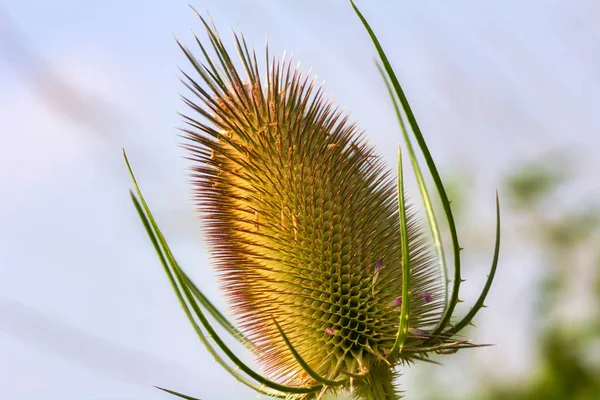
<box><xmin>374</xmin><ymin>259</ymin><xmax>383</xmax><ymax>273</ymax></box>
<box><xmin>325</xmin><ymin>327</ymin><xmax>336</xmax><ymax>336</ymax></box>
<box><xmin>422</xmin><ymin>292</ymin><xmax>432</xmax><ymax>303</ymax></box>
<box><xmin>392</xmin><ymin>296</ymin><xmax>402</xmax><ymax>307</ymax></box>
<box><xmin>409</xmin><ymin>328</ymin><xmax>428</xmax><ymax>339</ymax></box>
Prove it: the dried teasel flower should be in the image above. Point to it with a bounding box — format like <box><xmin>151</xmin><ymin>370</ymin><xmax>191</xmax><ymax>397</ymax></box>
<box><xmin>124</xmin><ymin>2</ymin><xmax>500</xmax><ymax>400</ymax></box>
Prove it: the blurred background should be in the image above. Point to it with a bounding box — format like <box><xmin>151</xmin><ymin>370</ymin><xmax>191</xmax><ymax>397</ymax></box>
<box><xmin>1</xmin><ymin>1</ymin><xmax>599</xmax><ymax>399</ymax></box>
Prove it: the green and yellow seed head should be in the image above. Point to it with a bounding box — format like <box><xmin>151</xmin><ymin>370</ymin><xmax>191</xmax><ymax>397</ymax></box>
<box><xmin>125</xmin><ymin>4</ymin><xmax>500</xmax><ymax>400</ymax></box>
<box><xmin>182</xmin><ymin>26</ymin><xmax>444</xmax><ymax>395</ymax></box>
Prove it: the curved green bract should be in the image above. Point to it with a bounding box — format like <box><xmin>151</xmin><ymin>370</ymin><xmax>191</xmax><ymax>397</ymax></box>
<box><xmin>445</xmin><ymin>193</ymin><xmax>501</xmax><ymax>336</ymax></box>
<box><xmin>350</xmin><ymin>0</ymin><xmax>461</xmax><ymax>338</ymax></box>
<box><xmin>273</xmin><ymin>319</ymin><xmax>345</xmax><ymax>387</ymax></box>
<box><xmin>180</xmin><ymin>271</ymin><xmax>254</xmax><ymax>348</ymax></box>
<box><xmin>125</xmin><ymin>151</ymin><xmax>322</xmax><ymax>397</ymax></box>
<box><xmin>376</xmin><ymin>62</ymin><xmax>449</xmax><ymax>310</ymax></box>
<box><xmin>387</xmin><ymin>146</ymin><xmax>410</xmax><ymax>361</ymax></box>
<box><xmin>172</xmin><ymin>251</ymin><xmax>322</xmax><ymax>395</ymax></box>
<box><xmin>155</xmin><ymin>386</ymin><xmax>203</xmax><ymax>400</ymax></box>
<box><xmin>129</xmin><ymin>193</ymin><xmax>287</xmax><ymax>399</ymax></box>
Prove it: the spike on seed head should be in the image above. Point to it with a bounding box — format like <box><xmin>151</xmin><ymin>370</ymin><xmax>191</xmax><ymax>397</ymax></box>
<box><xmin>374</xmin><ymin>259</ymin><xmax>383</xmax><ymax>273</ymax></box>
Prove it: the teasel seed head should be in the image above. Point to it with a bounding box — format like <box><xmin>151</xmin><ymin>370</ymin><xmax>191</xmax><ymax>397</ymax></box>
<box><xmin>124</xmin><ymin>3</ymin><xmax>501</xmax><ymax>399</ymax></box>
<box><xmin>179</xmin><ymin>17</ymin><xmax>450</xmax><ymax>398</ymax></box>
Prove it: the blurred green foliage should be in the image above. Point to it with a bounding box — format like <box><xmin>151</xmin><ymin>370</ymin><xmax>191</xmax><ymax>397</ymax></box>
<box><xmin>482</xmin><ymin>155</ymin><xmax>600</xmax><ymax>400</ymax></box>
<box><xmin>504</xmin><ymin>155</ymin><xmax>570</xmax><ymax>209</ymax></box>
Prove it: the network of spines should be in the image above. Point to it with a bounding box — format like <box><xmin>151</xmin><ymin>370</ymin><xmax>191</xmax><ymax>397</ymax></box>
<box><xmin>179</xmin><ymin>17</ymin><xmax>443</xmax><ymax>396</ymax></box>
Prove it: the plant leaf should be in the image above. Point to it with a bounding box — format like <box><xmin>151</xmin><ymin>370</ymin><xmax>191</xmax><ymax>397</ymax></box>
<box><xmin>124</xmin><ymin>150</ymin><xmax>321</xmax><ymax>396</ymax></box>
<box><xmin>129</xmin><ymin>192</ymin><xmax>286</xmax><ymax>398</ymax></box>
<box><xmin>273</xmin><ymin>318</ymin><xmax>344</xmax><ymax>387</ymax></box>
<box><xmin>388</xmin><ymin>145</ymin><xmax>410</xmax><ymax>360</ymax></box>
<box><xmin>376</xmin><ymin>61</ymin><xmax>449</xmax><ymax>309</ymax></box>
<box><xmin>155</xmin><ymin>386</ymin><xmax>203</xmax><ymax>400</ymax></box>
<box><xmin>446</xmin><ymin>193</ymin><xmax>501</xmax><ymax>335</ymax></box>
<box><xmin>351</xmin><ymin>1</ymin><xmax>462</xmax><ymax>338</ymax></box>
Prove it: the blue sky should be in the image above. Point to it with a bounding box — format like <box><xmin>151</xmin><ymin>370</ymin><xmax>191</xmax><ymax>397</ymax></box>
<box><xmin>1</xmin><ymin>1</ymin><xmax>599</xmax><ymax>399</ymax></box>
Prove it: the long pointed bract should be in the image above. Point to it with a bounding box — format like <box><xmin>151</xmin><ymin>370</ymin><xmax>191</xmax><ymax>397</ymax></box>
<box><xmin>387</xmin><ymin>146</ymin><xmax>410</xmax><ymax>361</ymax></box>
<box><xmin>376</xmin><ymin>63</ymin><xmax>449</xmax><ymax>310</ymax></box>
<box><xmin>125</xmin><ymin>151</ymin><xmax>322</xmax><ymax>396</ymax></box>
<box><xmin>129</xmin><ymin>193</ymin><xmax>286</xmax><ymax>398</ymax></box>
<box><xmin>273</xmin><ymin>318</ymin><xmax>345</xmax><ymax>387</ymax></box>
<box><xmin>350</xmin><ymin>1</ymin><xmax>462</xmax><ymax>338</ymax></box>
<box><xmin>446</xmin><ymin>193</ymin><xmax>501</xmax><ymax>336</ymax></box>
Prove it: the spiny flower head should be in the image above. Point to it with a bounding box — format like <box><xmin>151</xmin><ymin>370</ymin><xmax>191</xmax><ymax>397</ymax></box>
<box><xmin>125</xmin><ymin>3</ymin><xmax>500</xmax><ymax>400</ymax></box>
<box><xmin>182</xmin><ymin>24</ymin><xmax>441</xmax><ymax>400</ymax></box>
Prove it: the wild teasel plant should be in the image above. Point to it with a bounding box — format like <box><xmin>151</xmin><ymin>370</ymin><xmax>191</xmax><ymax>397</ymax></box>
<box><xmin>124</xmin><ymin>3</ymin><xmax>500</xmax><ymax>400</ymax></box>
